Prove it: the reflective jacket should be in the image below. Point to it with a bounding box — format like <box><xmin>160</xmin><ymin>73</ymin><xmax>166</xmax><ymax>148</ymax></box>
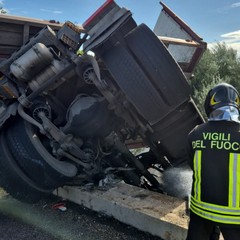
<box><xmin>187</xmin><ymin>120</ymin><xmax>240</xmax><ymax>225</ymax></box>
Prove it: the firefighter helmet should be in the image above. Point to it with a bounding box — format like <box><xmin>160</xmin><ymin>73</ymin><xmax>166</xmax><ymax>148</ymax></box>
<box><xmin>204</xmin><ymin>83</ymin><xmax>240</xmax><ymax>117</ymax></box>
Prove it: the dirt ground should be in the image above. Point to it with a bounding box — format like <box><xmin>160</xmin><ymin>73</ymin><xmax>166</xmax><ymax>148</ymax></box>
<box><xmin>0</xmin><ymin>188</ymin><xmax>163</xmax><ymax>240</ymax></box>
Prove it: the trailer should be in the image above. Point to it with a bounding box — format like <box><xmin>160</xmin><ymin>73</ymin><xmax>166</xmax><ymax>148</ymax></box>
<box><xmin>0</xmin><ymin>14</ymin><xmax>66</xmax><ymax>61</ymax></box>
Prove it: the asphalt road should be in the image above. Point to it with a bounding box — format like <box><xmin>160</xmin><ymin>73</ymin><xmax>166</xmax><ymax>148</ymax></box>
<box><xmin>0</xmin><ymin>189</ymin><xmax>163</xmax><ymax>240</ymax></box>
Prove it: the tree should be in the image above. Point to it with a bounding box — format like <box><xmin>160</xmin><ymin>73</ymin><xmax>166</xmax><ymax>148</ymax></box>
<box><xmin>212</xmin><ymin>42</ymin><xmax>239</xmax><ymax>79</ymax></box>
<box><xmin>190</xmin><ymin>42</ymin><xmax>240</xmax><ymax>118</ymax></box>
<box><xmin>191</xmin><ymin>48</ymin><xmax>219</xmax><ymax>93</ymax></box>
<box><xmin>0</xmin><ymin>7</ymin><xmax>7</xmax><ymax>14</ymax></box>
<box><xmin>192</xmin><ymin>76</ymin><xmax>222</xmax><ymax>119</ymax></box>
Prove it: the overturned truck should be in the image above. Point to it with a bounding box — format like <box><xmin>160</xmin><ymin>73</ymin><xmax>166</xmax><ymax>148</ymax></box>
<box><xmin>0</xmin><ymin>0</ymin><xmax>206</xmax><ymax>202</ymax></box>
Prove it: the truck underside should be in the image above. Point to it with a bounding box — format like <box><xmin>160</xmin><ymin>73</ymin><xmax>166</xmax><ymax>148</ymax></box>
<box><xmin>0</xmin><ymin>0</ymin><xmax>205</xmax><ymax>202</ymax></box>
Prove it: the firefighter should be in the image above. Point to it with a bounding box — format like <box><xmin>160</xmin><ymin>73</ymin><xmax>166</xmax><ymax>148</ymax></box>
<box><xmin>186</xmin><ymin>83</ymin><xmax>240</xmax><ymax>240</ymax></box>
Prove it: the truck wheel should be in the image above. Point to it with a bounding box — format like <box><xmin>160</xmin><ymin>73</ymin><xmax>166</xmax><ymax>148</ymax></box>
<box><xmin>99</xmin><ymin>24</ymin><xmax>190</xmax><ymax>126</ymax></box>
<box><xmin>0</xmin><ymin>132</ymin><xmax>48</xmax><ymax>202</ymax></box>
<box><xmin>0</xmin><ymin>116</ymin><xmax>77</xmax><ymax>203</ymax></box>
<box><xmin>125</xmin><ymin>23</ymin><xmax>190</xmax><ymax>101</ymax></box>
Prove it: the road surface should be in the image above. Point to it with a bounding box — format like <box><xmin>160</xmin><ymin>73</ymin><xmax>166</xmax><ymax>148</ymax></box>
<box><xmin>0</xmin><ymin>188</ymin><xmax>163</xmax><ymax>240</ymax></box>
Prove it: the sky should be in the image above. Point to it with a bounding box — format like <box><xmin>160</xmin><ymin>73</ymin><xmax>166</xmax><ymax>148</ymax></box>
<box><xmin>1</xmin><ymin>0</ymin><xmax>240</xmax><ymax>52</ymax></box>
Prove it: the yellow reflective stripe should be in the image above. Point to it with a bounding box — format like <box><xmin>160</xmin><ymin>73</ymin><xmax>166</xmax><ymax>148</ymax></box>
<box><xmin>236</xmin><ymin>158</ymin><xmax>240</xmax><ymax>208</ymax></box>
<box><xmin>193</xmin><ymin>150</ymin><xmax>202</xmax><ymax>200</ymax></box>
<box><xmin>191</xmin><ymin>196</ymin><xmax>240</xmax><ymax>215</ymax></box>
<box><xmin>229</xmin><ymin>153</ymin><xmax>240</xmax><ymax>208</ymax></box>
<box><xmin>190</xmin><ymin>204</ymin><xmax>240</xmax><ymax>225</ymax></box>
<box><xmin>229</xmin><ymin>153</ymin><xmax>234</xmax><ymax>207</ymax></box>
<box><xmin>190</xmin><ymin>152</ymin><xmax>240</xmax><ymax>225</ymax></box>
<box><xmin>236</xmin><ymin>154</ymin><xmax>240</xmax><ymax>208</ymax></box>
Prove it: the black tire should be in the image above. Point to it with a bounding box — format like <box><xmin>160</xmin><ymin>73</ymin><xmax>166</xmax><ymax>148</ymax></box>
<box><xmin>125</xmin><ymin>24</ymin><xmax>190</xmax><ymax>105</ymax></box>
<box><xmin>101</xmin><ymin>42</ymin><xmax>165</xmax><ymax>125</ymax></box>
<box><xmin>0</xmin><ymin>116</ymin><xmax>77</xmax><ymax>203</ymax></box>
<box><xmin>0</xmin><ymin>132</ymin><xmax>47</xmax><ymax>202</ymax></box>
<box><xmin>99</xmin><ymin>24</ymin><xmax>190</xmax><ymax>125</ymax></box>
